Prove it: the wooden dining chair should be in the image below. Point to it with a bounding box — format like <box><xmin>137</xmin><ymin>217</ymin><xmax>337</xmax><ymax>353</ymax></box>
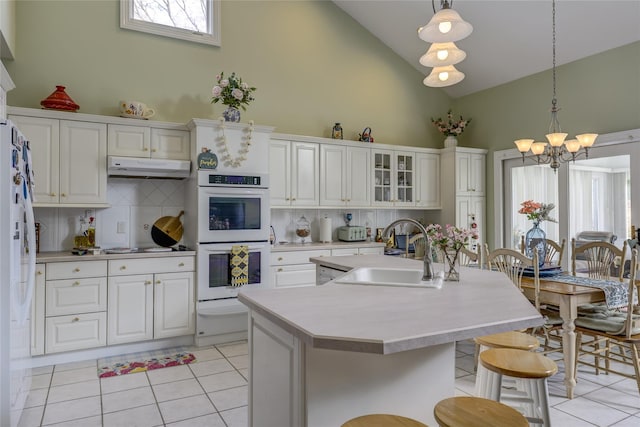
<box><xmin>519</xmin><ymin>236</ymin><xmax>566</xmax><ymax>266</ymax></box>
<box><xmin>459</xmin><ymin>245</ymin><xmax>481</xmax><ymax>268</ymax></box>
<box><xmin>571</xmin><ymin>238</ymin><xmax>628</xmax><ymax>281</ymax></box>
<box><xmin>574</xmin><ymin>248</ymin><xmax>640</xmax><ymax>394</ymax></box>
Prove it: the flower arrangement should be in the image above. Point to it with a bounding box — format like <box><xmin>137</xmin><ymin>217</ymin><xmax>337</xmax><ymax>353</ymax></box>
<box><xmin>518</xmin><ymin>200</ymin><xmax>557</xmax><ymax>223</ymax></box>
<box><xmin>211</xmin><ymin>72</ymin><xmax>256</xmax><ymax>110</ymax></box>
<box><xmin>426</xmin><ymin>223</ymin><xmax>478</xmax><ymax>251</ymax></box>
<box><xmin>431</xmin><ymin>109</ymin><xmax>471</xmax><ymax>136</ymax></box>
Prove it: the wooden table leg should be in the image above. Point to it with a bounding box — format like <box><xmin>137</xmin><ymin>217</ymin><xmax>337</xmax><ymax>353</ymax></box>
<box><xmin>559</xmin><ymin>295</ymin><xmax>578</xmax><ymax>399</ymax></box>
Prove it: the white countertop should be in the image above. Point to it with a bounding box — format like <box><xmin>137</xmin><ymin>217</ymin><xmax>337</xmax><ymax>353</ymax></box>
<box><xmin>238</xmin><ymin>255</ymin><xmax>544</xmax><ymax>355</ymax></box>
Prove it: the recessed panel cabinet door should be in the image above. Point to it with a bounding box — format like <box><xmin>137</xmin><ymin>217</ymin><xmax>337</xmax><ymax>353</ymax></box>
<box><xmin>107</xmin><ymin>274</ymin><xmax>153</xmax><ymax>345</ymax></box>
<box><xmin>153</xmin><ymin>272</ymin><xmax>195</xmax><ymax>339</ymax></box>
<box><xmin>291</xmin><ymin>142</ymin><xmax>319</xmax><ymax>206</ymax></box>
<box><xmin>8</xmin><ymin>115</ymin><xmax>60</xmax><ymax>204</ymax></box>
<box><xmin>269</xmin><ymin>140</ymin><xmax>292</xmax><ymax>206</ymax></box>
<box><xmin>59</xmin><ymin>120</ymin><xmax>107</xmax><ymax>204</ymax></box>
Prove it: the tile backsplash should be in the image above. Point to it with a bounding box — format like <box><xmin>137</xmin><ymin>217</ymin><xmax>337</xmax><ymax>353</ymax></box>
<box><xmin>270</xmin><ymin>208</ymin><xmax>439</xmax><ymax>245</ymax></box>
<box><xmin>35</xmin><ymin>178</ymin><xmax>187</xmax><ymax>252</ymax></box>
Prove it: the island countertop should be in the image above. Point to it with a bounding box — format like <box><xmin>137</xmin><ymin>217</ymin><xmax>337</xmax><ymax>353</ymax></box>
<box><xmin>238</xmin><ymin>255</ymin><xmax>543</xmax><ymax>355</ymax></box>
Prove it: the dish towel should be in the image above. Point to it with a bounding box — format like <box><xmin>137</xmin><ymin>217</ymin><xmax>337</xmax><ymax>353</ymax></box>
<box><xmin>230</xmin><ymin>245</ymin><xmax>249</xmax><ymax>287</ymax></box>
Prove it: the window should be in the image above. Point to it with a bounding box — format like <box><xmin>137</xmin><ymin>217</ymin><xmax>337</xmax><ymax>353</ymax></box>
<box><xmin>120</xmin><ymin>0</ymin><xmax>220</xmax><ymax>46</ymax></box>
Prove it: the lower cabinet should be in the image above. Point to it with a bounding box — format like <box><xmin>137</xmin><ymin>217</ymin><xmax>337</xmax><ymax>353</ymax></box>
<box><xmin>107</xmin><ymin>257</ymin><xmax>195</xmax><ymax>345</ymax></box>
<box><xmin>271</xmin><ymin>249</ymin><xmax>331</xmax><ymax>289</ymax></box>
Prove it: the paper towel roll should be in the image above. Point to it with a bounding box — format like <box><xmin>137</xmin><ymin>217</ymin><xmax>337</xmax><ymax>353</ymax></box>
<box><xmin>320</xmin><ymin>217</ymin><xmax>332</xmax><ymax>243</ymax></box>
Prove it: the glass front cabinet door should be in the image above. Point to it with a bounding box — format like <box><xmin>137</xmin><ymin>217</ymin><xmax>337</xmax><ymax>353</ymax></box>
<box><xmin>372</xmin><ymin>150</ymin><xmax>415</xmax><ymax>207</ymax></box>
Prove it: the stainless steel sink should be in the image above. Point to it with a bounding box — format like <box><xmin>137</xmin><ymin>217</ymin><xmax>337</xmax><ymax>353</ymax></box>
<box><xmin>334</xmin><ymin>267</ymin><xmax>443</xmax><ymax>288</ymax></box>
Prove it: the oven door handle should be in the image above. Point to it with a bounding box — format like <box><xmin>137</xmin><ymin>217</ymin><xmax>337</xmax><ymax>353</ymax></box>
<box><xmin>198</xmin><ymin>305</ymin><xmax>248</xmax><ymax>316</ymax></box>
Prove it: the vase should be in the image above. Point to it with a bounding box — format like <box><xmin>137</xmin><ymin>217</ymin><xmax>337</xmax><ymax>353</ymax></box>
<box><xmin>525</xmin><ymin>221</ymin><xmax>546</xmax><ymax>267</ymax></box>
<box><xmin>444</xmin><ymin>135</ymin><xmax>458</xmax><ymax>148</ymax></box>
<box><xmin>222</xmin><ymin>106</ymin><xmax>241</xmax><ymax>122</ymax></box>
<box><xmin>443</xmin><ymin>248</ymin><xmax>461</xmax><ymax>281</ymax></box>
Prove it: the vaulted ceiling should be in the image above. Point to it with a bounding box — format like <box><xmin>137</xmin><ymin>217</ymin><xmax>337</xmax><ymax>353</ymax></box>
<box><xmin>333</xmin><ymin>1</ymin><xmax>640</xmax><ymax>98</ymax></box>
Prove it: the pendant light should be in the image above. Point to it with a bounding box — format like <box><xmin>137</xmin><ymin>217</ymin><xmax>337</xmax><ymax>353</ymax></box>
<box><xmin>418</xmin><ymin>0</ymin><xmax>473</xmax><ymax>43</ymax></box>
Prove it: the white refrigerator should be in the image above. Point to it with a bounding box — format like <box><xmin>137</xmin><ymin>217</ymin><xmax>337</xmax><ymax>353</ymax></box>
<box><xmin>0</xmin><ymin>119</ymin><xmax>37</xmax><ymax>427</ymax></box>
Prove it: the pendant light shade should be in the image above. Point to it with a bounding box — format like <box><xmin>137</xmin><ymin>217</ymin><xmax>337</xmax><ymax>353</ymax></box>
<box><xmin>418</xmin><ymin>8</ymin><xmax>473</xmax><ymax>43</ymax></box>
<box><xmin>419</xmin><ymin>42</ymin><xmax>466</xmax><ymax>67</ymax></box>
<box><xmin>423</xmin><ymin>65</ymin><xmax>465</xmax><ymax>87</ymax></box>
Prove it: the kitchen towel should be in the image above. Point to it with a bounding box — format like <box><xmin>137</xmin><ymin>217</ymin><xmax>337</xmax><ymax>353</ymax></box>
<box><xmin>320</xmin><ymin>217</ymin><xmax>332</xmax><ymax>243</ymax></box>
<box><xmin>230</xmin><ymin>245</ymin><xmax>249</xmax><ymax>286</ymax></box>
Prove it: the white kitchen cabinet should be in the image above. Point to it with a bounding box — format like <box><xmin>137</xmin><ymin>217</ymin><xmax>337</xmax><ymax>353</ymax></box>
<box><xmin>44</xmin><ymin>260</ymin><xmax>108</xmax><ymax>354</ymax></box>
<box><xmin>154</xmin><ymin>272</ymin><xmax>195</xmax><ymax>339</ymax></box>
<box><xmin>270</xmin><ymin>139</ymin><xmax>319</xmax><ymax>207</ymax></box>
<box><xmin>371</xmin><ymin>149</ymin><xmax>415</xmax><ymax>207</ymax></box>
<box><xmin>357</xmin><ymin>246</ymin><xmax>384</xmax><ymax>255</ymax></box>
<box><xmin>107</xmin><ymin>273</ymin><xmax>154</xmax><ymax>345</ymax></box>
<box><xmin>271</xmin><ymin>249</ymin><xmax>331</xmax><ymax>288</ymax></box>
<box><xmin>108</xmin><ymin>124</ymin><xmax>190</xmax><ymax>160</ymax></box>
<box><xmin>320</xmin><ymin>145</ymin><xmax>370</xmax><ymax>207</ymax></box>
<box><xmin>108</xmin><ymin>256</ymin><xmax>195</xmax><ymax>344</ymax></box>
<box><xmin>8</xmin><ymin>115</ymin><xmax>108</xmax><ymax>206</ymax></box>
<box><xmin>31</xmin><ymin>264</ymin><xmax>45</xmax><ymax>356</ymax></box>
<box><xmin>455</xmin><ymin>151</ymin><xmax>486</xmax><ymax>196</ymax></box>
<box><xmin>415</xmin><ymin>152</ymin><xmax>441</xmax><ymax>209</ymax></box>
<box><xmin>440</xmin><ymin>147</ymin><xmax>487</xmax><ymax>251</ymax></box>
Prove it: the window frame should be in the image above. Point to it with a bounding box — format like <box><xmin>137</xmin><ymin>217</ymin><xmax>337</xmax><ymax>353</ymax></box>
<box><xmin>120</xmin><ymin>0</ymin><xmax>221</xmax><ymax>47</ymax></box>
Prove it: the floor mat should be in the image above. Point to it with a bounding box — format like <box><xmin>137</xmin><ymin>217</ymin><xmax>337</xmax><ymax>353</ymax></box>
<box><xmin>97</xmin><ymin>347</ymin><xmax>196</xmax><ymax>378</ymax></box>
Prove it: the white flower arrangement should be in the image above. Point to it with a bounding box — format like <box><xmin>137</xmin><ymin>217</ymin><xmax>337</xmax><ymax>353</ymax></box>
<box><xmin>211</xmin><ymin>72</ymin><xmax>256</xmax><ymax>110</ymax></box>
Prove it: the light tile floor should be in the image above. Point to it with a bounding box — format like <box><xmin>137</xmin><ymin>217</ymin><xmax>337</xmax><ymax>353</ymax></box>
<box><xmin>18</xmin><ymin>340</ymin><xmax>640</xmax><ymax>426</ymax></box>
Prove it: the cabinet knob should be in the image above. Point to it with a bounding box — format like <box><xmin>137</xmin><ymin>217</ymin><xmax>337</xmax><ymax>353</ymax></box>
<box><xmin>61</xmin><ymin>193</ymin><xmax>66</xmax><ymax>197</ymax></box>
<box><xmin>178</xmin><ymin>262</ymin><xmax>185</xmax><ymax>267</ymax></box>
<box><xmin>51</xmin><ymin>192</ymin><xmax>56</xmax><ymax>196</ymax></box>
<box><xmin>285</xmin><ymin>197</ymin><xmax>290</xmax><ymax>201</ymax></box>
<box><xmin>292</xmin><ymin>198</ymin><xmax>296</xmax><ymax>201</ymax></box>
<box><xmin>37</xmin><ymin>270</ymin><xmax>43</xmax><ymax>275</ymax></box>
<box><xmin>277</xmin><ymin>268</ymin><xmax>283</xmax><ymax>272</ymax></box>
<box><xmin>347</xmin><ymin>199</ymin><xmax>351</xmax><ymax>202</ymax></box>
<box><xmin>73</xmin><ymin>268</ymin><xmax>80</xmax><ymax>272</ymax></box>
<box><xmin>143</xmin><ymin>147</ymin><xmax>149</xmax><ymax>151</ymax></box>
<box><xmin>278</xmin><ymin>257</ymin><xmax>283</xmax><ymax>261</ymax></box>
<box><xmin>156</xmin><ymin>280</ymin><xmax>161</xmax><ymax>284</ymax></box>
<box><xmin>120</xmin><ymin>265</ymin><xmax>127</xmax><ymax>270</ymax></box>
<box><xmin>145</xmin><ymin>280</ymin><xmax>152</xmax><ymax>285</ymax></box>
<box><xmin>151</xmin><ymin>148</ymin><xmax>157</xmax><ymax>152</ymax></box>
<box><xmin>72</xmin><ymin>281</ymin><xmax>80</xmax><ymax>286</ymax></box>
<box><xmin>72</xmin><ymin>317</ymin><xmax>79</xmax><ymax>322</ymax></box>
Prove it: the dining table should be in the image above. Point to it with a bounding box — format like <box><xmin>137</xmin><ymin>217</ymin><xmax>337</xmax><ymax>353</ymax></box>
<box><xmin>520</xmin><ymin>273</ymin><xmax>629</xmax><ymax>399</ymax></box>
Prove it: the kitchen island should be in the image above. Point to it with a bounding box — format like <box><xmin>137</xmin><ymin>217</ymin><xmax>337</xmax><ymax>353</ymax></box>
<box><xmin>238</xmin><ymin>255</ymin><xmax>543</xmax><ymax>427</ymax></box>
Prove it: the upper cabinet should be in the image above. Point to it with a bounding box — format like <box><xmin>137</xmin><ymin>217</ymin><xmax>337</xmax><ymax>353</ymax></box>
<box><xmin>9</xmin><ymin>114</ymin><xmax>108</xmax><ymax>207</ymax></box>
<box><xmin>108</xmin><ymin>124</ymin><xmax>190</xmax><ymax>160</ymax></box>
<box><xmin>455</xmin><ymin>151</ymin><xmax>485</xmax><ymax>196</ymax></box>
<box><xmin>270</xmin><ymin>139</ymin><xmax>319</xmax><ymax>207</ymax></box>
<box><xmin>415</xmin><ymin>152</ymin><xmax>441</xmax><ymax>209</ymax></box>
<box><xmin>320</xmin><ymin>145</ymin><xmax>370</xmax><ymax>207</ymax></box>
<box><xmin>372</xmin><ymin>149</ymin><xmax>424</xmax><ymax>208</ymax></box>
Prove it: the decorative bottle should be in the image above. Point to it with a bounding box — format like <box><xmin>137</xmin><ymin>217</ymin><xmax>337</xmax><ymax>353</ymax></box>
<box><xmin>525</xmin><ymin>221</ymin><xmax>546</xmax><ymax>267</ymax></box>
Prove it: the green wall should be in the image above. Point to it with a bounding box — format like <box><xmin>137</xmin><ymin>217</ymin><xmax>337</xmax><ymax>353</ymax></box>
<box><xmin>453</xmin><ymin>41</ymin><xmax>640</xmax><ymax>245</ymax></box>
<box><xmin>5</xmin><ymin>0</ymin><xmax>451</xmax><ymax>147</ymax></box>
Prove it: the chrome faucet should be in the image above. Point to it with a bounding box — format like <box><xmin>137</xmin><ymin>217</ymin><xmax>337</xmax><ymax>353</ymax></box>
<box><xmin>382</xmin><ymin>218</ymin><xmax>434</xmax><ymax>281</ymax></box>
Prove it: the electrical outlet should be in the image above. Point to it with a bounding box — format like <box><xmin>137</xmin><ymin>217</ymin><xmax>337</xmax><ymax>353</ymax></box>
<box><xmin>117</xmin><ymin>221</ymin><xmax>127</xmax><ymax>234</ymax></box>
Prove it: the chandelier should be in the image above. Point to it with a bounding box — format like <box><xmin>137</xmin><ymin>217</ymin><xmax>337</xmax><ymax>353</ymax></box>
<box><xmin>418</xmin><ymin>0</ymin><xmax>472</xmax><ymax>87</ymax></box>
<box><xmin>514</xmin><ymin>0</ymin><xmax>597</xmax><ymax>172</ymax></box>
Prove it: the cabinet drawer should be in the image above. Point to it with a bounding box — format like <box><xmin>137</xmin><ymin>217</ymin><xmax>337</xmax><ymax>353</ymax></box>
<box><xmin>272</xmin><ymin>264</ymin><xmax>317</xmax><ymax>288</ymax></box>
<box><xmin>46</xmin><ymin>277</ymin><xmax>107</xmax><ymax>316</ymax></box>
<box><xmin>359</xmin><ymin>247</ymin><xmax>384</xmax><ymax>255</ymax></box>
<box><xmin>271</xmin><ymin>250</ymin><xmax>330</xmax><ymax>266</ymax></box>
<box><xmin>46</xmin><ymin>261</ymin><xmax>107</xmax><ymax>280</ymax></box>
<box><xmin>331</xmin><ymin>248</ymin><xmax>359</xmax><ymax>257</ymax></box>
<box><xmin>109</xmin><ymin>256</ymin><xmax>194</xmax><ymax>276</ymax></box>
<box><xmin>45</xmin><ymin>312</ymin><xmax>106</xmax><ymax>353</ymax></box>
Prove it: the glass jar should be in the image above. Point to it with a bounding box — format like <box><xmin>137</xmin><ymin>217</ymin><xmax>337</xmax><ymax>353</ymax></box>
<box><xmin>295</xmin><ymin>215</ymin><xmax>311</xmax><ymax>243</ymax></box>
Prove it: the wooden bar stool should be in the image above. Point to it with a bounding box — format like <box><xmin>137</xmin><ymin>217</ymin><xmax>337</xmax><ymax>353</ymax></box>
<box><xmin>474</xmin><ymin>331</ymin><xmax>539</xmax><ymax>396</ymax></box>
<box><xmin>478</xmin><ymin>348</ymin><xmax>557</xmax><ymax>426</ymax></box>
<box><xmin>434</xmin><ymin>396</ymin><xmax>528</xmax><ymax>427</ymax></box>
<box><xmin>341</xmin><ymin>414</ymin><xmax>428</xmax><ymax>427</ymax></box>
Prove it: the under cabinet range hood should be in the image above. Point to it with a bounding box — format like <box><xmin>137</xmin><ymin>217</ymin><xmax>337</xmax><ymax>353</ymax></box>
<box><xmin>107</xmin><ymin>156</ymin><xmax>191</xmax><ymax>178</ymax></box>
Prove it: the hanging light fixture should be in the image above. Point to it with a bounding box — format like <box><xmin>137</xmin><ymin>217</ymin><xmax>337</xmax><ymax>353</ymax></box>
<box><xmin>514</xmin><ymin>0</ymin><xmax>597</xmax><ymax>172</ymax></box>
<box><xmin>418</xmin><ymin>1</ymin><xmax>472</xmax><ymax>88</ymax></box>
<box><xmin>418</xmin><ymin>0</ymin><xmax>473</xmax><ymax>43</ymax></box>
